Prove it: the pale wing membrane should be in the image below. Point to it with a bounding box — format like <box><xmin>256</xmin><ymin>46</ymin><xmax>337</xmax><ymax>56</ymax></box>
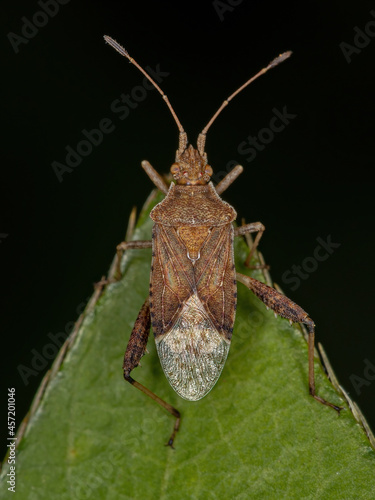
<box><xmin>155</xmin><ymin>294</ymin><xmax>230</xmax><ymax>401</ymax></box>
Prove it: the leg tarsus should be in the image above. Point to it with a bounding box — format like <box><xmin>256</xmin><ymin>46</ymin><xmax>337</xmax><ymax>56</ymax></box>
<box><xmin>310</xmin><ymin>391</ymin><xmax>343</xmax><ymax>414</ymax></box>
<box><xmin>304</xmin><ymin>319</ymin><xmax>343</xmax><ymax>414</ymax></box>
<box><xmin>124</xmin><ymin>372</ymin><xmax>181</xmax><ymax>447</ymax></box>
<box><xmin>165</xmin><ymin>413</ymin><xmax>181</xmax><ymax>448</ymax></box>
<box><xmin>94</xmin><ymin>275</ymin><xmax>111</xmax><ymax>289</ymax></box>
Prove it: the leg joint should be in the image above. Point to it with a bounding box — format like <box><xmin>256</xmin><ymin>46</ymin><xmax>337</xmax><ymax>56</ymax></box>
<box><xmin>123</xmin><ymin>372</ymin><xmax>134</xmax><ymax>384</ymax></box>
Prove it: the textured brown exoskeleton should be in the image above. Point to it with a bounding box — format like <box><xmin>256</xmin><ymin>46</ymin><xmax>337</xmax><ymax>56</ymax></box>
<box><xmin>104</xmin><ymin>36</ymin><xmax>342</xmax><ymax>447</ymax></box>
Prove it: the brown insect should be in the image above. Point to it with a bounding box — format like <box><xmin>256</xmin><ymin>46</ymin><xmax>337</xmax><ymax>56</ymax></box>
<box><xmin>104</xmin><ymin>36</ymin><xmax>342</xmax><ymax>447</ymax></box>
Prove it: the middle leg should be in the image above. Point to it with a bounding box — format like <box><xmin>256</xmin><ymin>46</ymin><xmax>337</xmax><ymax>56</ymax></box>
<box><xmin>234</xmin><ymin>222</ymin><xmax>265</xmax><ymax>267</ymax></box>
<box><xmin>115</xmin><ymin>240</ymin><xmax>152</xmax><ymax>279</ymax></box>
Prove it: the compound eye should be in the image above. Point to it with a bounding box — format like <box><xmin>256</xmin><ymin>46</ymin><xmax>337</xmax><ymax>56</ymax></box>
<box><xmin>170</xmin><ymin>163</ymin><xmax>180</xmax><ymax>176</ymax></box>
<box><xmin>205</xmin><ymin>165</ymin><xmax>213</xmax><ymax>177</ymax></box>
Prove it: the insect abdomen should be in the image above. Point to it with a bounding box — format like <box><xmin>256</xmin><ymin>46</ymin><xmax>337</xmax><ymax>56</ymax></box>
<box><xmin>155</xmin><ymin>294</ymin><xmax>230</xmax><ymax>401</ymax></box>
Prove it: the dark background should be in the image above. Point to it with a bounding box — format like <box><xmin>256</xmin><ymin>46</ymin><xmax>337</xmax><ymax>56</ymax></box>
<box><xmin>1</xmin><ymin>0</ymin><xmax>375</xmax><ymax>456</ymax></box>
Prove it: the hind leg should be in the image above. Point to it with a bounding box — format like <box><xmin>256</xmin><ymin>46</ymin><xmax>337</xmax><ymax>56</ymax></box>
<box><xmin>236</xmin><ymin>272</ymin><xmax>342</xmax><ymax>413</ymax></box>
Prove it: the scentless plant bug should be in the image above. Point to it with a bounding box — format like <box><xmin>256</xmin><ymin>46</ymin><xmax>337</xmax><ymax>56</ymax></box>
<box><xmin>104</xmin><ymin>36</ymin><xmax>342</xmax><ymax>447</ymax></box>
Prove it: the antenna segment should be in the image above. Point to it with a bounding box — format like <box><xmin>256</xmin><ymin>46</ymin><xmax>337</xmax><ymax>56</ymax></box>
<box><xmin>104</xmin><ymin>35</ymin><xmax>187</xmax><ymax>154</ymax></box>
<box><xmin>197</xmin><ymin>51</ymin><xmax>292</xmax><ymax>155</ymax></box>
<box><xmin>104</xmin><ymin>36</ymin><xmax>291</xmax><ymax>158</ymax></box>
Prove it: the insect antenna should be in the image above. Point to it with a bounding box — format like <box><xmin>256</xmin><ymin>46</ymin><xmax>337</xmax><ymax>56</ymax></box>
<box><xmin>197</xmin><ymin>51</ymin><xmax>292</xmax><ymax>156</ymax></box>
<box><xmin>104</xmin><ymin>35</ymin><xmax>187</xmax><ymax>156</ymax></box>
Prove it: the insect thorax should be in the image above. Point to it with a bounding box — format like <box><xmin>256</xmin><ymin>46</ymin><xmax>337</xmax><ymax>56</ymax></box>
<box><xmin>150</xmin><ymin>182</ymin><xmax>237</xmax><ymax>226</ymax></box>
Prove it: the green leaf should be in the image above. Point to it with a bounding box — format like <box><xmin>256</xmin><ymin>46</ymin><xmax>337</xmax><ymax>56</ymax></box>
<box><xmin>2</xmin><ymin>190</ymin><xmax>375</xmax><ymax>500</ymax></box>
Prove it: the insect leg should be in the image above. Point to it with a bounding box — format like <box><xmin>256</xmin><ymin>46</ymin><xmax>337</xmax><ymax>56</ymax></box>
<box><xmin>234</xmin><ymin>222</ymin><xmax>266</xmax><ymax>268</ymax></box>
<box><xmin>95</xmin><ymin>239</ymin><xmax>152</xmax><ymax>287</ymax></box>
<box><xmin>115</xmin><ymin>240</ymin><xmax>152</xmax><ymax>279</ymax></box>
<box><xmin>215</xmin><ymin>165</ymin><xmax>243</xmax><ymax>195</ymax></box>
<box><xmin>236</xmin><ymin>272</ymin><xmax>343</xmax><ymax>413</ymax></box>
<box><xmin>123</xmin><ymin>298</ymin><xmax>181</xmax><ymax>447</ymax></box>
<box><xmin>141</xmin><ymin>160</ymin><xmax>169</xmax><ymax>194</ymax></box>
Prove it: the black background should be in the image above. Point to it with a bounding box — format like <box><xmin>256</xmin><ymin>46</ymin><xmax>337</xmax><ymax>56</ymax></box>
<box><xmin>1</xmin><ymin>0</ymin><xmax>375</xmax><ymax>456</ymax></box>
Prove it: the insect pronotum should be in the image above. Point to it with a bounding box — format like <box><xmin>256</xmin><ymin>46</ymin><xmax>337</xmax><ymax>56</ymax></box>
<box><xmin>104</xmin><ymin>36</ymin><xmax>342</xmax><ymax>447</ymax></box>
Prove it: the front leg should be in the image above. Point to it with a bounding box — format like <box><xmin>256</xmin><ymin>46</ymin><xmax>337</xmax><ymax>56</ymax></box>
<box><xmin>215</xmin><ymin>165</ymin><xmax>244</xmax><ymax>195</ymax></box>
<box><xmin>142</xmin><ymin>160</ymin><xmax>169</xmax><ymax>194</ymax></box>
<box><xmin>123</xmin><ymin>298</ymin><xmax>181</xmax><ymax>447</ymax></box>
<box><xmin>236</xmin><ymin>273</ymin><xmax>342</xmax><ymax>413</ymax></box>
